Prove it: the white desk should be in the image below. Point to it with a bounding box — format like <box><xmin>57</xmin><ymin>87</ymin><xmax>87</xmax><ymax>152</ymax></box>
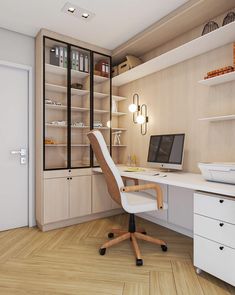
<box><xmin>93</xmin><ymin>166</ymin><xmax>235</xmax><ymax>286</ymax></box>
<box><xmin>93</xmin><ymin>166</ymin><xmax>235</xmax><ymax>198</ymax></box>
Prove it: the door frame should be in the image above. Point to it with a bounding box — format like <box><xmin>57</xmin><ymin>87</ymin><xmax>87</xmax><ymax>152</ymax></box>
<box><xmin>0</xmin><ymin>60</ymin><xmax>34</xmax><ymax>227</ymax></box>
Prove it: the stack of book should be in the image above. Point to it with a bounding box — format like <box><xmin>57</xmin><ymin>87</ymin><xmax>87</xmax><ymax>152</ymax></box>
<box><xmin>50</xmin><ymin>46</ymin><xmax>89</xmax><ymax>73</ymax></box>
<box><xmin>204</xmin><ymin>66</ymin><xmax>234</xmax><ymax>79</ymax></box>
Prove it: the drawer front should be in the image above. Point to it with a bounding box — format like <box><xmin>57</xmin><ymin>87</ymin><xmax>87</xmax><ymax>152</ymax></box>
<box><xmin>194</xmin><ymin>235</ymin><xmax>235</xmax><ymax>286</ymax></box>
<box><xmin>194</xmin><ymin>214</ymin><xmax>235</xmax><ymax>249</ymax></box>
<box><xmin>194</xmin><ymin>193</ymin><xmax>235</xmax><ymax>224</ymax></box>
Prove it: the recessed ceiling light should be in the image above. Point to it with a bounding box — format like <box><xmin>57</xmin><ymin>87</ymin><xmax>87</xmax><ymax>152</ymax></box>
<box><xmin>82</xmin><ymin>13</ymin><xmax>89</xmax><ymax>19</ymax></box>
<box><xmin>68</xmin><ymin>7</ymin><xmax>75</xmax><ymax>13</ymax></box>
<box><xmin>62</xmin><ymin>2</ymin><xmax>95</xmax><ymax>21</ymax></box>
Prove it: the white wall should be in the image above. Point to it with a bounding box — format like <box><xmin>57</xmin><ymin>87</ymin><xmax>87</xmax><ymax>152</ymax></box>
<box><xmin>0</xmin><ymin>27</ymin><xmax>36</xmax><ymax>225</ymax></box>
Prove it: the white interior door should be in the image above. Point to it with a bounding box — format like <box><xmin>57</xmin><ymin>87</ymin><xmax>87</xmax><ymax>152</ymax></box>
<box><xmin>0</xmin><ymin>64</ymin><xmax>29</xmax><ymax>231</ymax></box>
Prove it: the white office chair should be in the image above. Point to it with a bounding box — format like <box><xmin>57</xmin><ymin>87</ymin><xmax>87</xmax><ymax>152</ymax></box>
<box><xmin>87</xmin><ymin>130</ymin><xmax>168</xmax><ymax>266</ymax></box>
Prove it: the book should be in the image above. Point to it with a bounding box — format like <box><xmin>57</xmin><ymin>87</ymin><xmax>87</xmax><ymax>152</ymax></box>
<box><xmin>50</xmin><ymin>46</ymin><xmax>59</xmax><ymax>66</ymax></box>
<box><xmin>59</xmin><ymin>47</ymin><xmax>64</xmax><ymax>67</ymax></box>
<box><xmin>84</xmin><ymin>54</ymin><xmax>89</xmax><ymax>73</ymax></box>
<box><xmin>63</xmin><ymin>47</ymin><xmax>67</xmax><ymax>68</ymax></box>
<box><xmin>79</xmin><ymin>53</ymin><xmax>84</xmax><ymax>72</ymax></box>
<box><xmin>75</xmin><ymin>51</ymin><xmax>79</xmax><ymax>71</ymax></box>
<box><xmin>71</xmin><ymin>51</ymin><xmax>76</xmax><ymax>70</ymax></box>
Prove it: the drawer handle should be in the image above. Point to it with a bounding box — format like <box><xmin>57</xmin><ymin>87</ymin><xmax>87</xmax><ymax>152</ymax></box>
<box><xmin>219</xmin><ymin>246</ymin><xmax>224</xmax><ymax>251</ymax></box>
<box><xmin>219</xmin><ymin>199</ymin><xmax>224</xmax><ymax>203</ymax></box>
<box><xmin>67</xmin><ymin>177</ymin><xmax>69</xmax><ymax>180</ymax></box>
<box><xmin>219</xmin><ymin>223</ymin><xmax>224</xmax><ymax>227</ymax></box>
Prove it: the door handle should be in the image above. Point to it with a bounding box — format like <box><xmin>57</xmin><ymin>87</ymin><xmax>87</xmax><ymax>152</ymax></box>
<box><xmin>11</xmin><ymin>148</ymin><xmax>27</xmax><ymax>156</ymax></box>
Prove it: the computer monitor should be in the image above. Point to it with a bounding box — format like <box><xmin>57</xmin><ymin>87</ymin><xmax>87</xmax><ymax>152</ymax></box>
<box><xmin>147</xmin><ymin>133</ymin><xmax>185</xmax><ymax>170</ymax></box>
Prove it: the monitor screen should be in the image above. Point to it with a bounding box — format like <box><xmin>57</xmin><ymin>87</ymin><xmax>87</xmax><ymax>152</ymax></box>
<box><xmin>147</xmin><ymin>134</ymin><xmax>185</xmax><ymax>166</ymax></box>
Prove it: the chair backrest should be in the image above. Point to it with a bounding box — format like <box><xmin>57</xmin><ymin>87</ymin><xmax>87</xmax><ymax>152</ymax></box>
<box><xmin>87</xmin><ymin>130</ymin><xmax>124</xmax><ymax>205</ymax></box>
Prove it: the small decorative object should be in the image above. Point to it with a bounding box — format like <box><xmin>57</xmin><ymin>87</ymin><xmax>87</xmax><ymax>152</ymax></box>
<box><xmin>222</xmin><ymin>12</ymin><xmax>235</xmax><ymax>26</ymax></box>
<box><xmin>202</xmin><ymin>21</ymin><xmax>219</xmax><ymax>35</ymax></box>
<box><xmin>73</xmin><ymin>122</ymin><xmax>84</xmax><ymax>127</ymax></box>
<box><xmin>45</xmin><ymin>138</ymin><xmax>56</xmax><ymax>145</ymax></box>
<box><xmin>112</xmin><ymin>131</ymin><xmax>122</xmax><ymax>145</ymax></box>
<box><xmin>94</xmin><ymin>121</ymin><xmax>103</xmax><ymax>128</ymax></box>
<box><xmin>71</xmin><ymin>83</ymin><xmax>83</xmax><ymax>89</ymax></box>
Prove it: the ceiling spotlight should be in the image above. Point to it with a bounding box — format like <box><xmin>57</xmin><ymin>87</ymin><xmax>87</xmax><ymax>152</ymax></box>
<box><xmin>68</xmin><ymin>7</ymin><xmax>75</xmax><ymax>13</ymax></box>
<box><xmin>82</xmin><ymin>12</ymin><xmax>89</xmax><ymax>19</ymax></box>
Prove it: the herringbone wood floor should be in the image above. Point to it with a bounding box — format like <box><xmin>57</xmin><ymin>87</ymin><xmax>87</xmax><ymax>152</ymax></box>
<box><xmin>0</xmin><ymin>214</ymin><xmax>234</xmax><ymax>295</ymax></box>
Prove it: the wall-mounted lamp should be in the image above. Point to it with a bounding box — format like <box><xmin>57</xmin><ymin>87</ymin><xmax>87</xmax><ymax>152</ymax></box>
<box><xmin>128</xmin><ymin>93</ymin><xmax>140</xmax><ymax>124</ymax></box>
<box><xmin>128</xmin><ymin>93</ymin><xmax>148</xmax><ymax>135</ymax></box>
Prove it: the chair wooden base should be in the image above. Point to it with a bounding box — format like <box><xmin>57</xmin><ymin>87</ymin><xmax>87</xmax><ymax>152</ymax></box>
<box><xmin>99</xmin><ymin>214</ymin><xmax>167</xmax><ymax>266</ymax></box>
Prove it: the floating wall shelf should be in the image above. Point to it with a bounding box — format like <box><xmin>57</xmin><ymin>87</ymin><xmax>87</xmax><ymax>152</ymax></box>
<box><xmin>199</xmin><ymin>115</ymin><xmax>235</xmax><ymax>122</ymax></box>
<box><xmin>198</xmin><ymin>71</ymin><xmax>235</xmax><ymax>86</ymax></box>
<box><xmin>112</xmin><ymin>21</ymin><xmax>235</xmax><ymax>87</ymax></box>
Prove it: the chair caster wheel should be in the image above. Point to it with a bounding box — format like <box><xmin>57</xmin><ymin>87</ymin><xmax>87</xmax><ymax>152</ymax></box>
<box><xmin>108</xmin><ymin>232</ymin><xmax>114</xmax><ymax>238</ymax></box>
<box><xmin>99</xmin><ymin>248</ymin><xmax>106</xmax><ymax>255</ymax></box>
<box><xmin>136</xmin><ymin>259</ymin><xmax>143</xmax><ymax>266</ymax></box>
<box><xmin>161</xmin><ymin>245</ymin><xmax>168</xmax><ymax>252</ymax></box>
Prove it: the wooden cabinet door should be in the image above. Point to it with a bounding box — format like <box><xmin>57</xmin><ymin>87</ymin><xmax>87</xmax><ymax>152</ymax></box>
<box><xmin>69</xmin><ymin>176</ymin><xmax>91</xmax><ymax>218</ymax></box>
<box><xmin>44</xmin><ymin>178</ymin><xmax>69</xmax><ymax>224</ymax></box>
<box><xmin>92</xmin><ymin>174</ymin><xmax>113</xmax><ymax>213</ymax></box>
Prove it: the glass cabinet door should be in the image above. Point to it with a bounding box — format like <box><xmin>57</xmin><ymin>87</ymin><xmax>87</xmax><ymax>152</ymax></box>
<box><xmin>70</xmin><ymin>46</ymin><xmax>91</xmax><ymax>168</ymax></box>
<box><xmin>44</xmin><ymin>37</ymin><xmax>69</xmax><ymax>170</ymax></box>
<box><xmin>92</xmin><ymin>53</ymin><xmax>111</xmax><ymax>166</ymax></box>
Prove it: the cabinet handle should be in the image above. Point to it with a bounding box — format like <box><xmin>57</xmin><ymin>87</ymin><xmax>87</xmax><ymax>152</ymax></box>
<box><xmin>219</xmin><ymin>223</ymin><xmax>224</xmax><ymax>227</ymax></box>
<box><xmin>219</xmin><ymin>199</ymin><xmax>224</xmax><ymax>203</ymax></box>
<box><xmin>67</xmin><ymin>177</ymin><xmax>69</xmax><ymax>180</ymax></box>
<box><xmin>219</xmin><ymin>246</ymin><xmax>224</xmax><ymax>251</ymax></box>
<box><xmin>70</xmin><ymin>177</ymin><xmax>72</xmax><ymax>180</ymax></box>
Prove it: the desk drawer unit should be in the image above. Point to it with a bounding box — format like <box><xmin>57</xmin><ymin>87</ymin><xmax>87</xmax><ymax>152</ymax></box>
<box><xmin>194</xmin><ymin>192</ymin><xmax>235</xmax><ymax>224</ymax></box>
<box><xmin>194</xmin><ymin>192</ymin><xmax>235</xmax><ymax>286</ymax></box>
<box><xmin>194</xmin><ymin>235</ymin><xmax>235</xmax><ymax>286</ymax></box>
<box><xmin>194</xmin><ymin>214</ymin><xmax>235</xmax><ymax>249</ymax></box>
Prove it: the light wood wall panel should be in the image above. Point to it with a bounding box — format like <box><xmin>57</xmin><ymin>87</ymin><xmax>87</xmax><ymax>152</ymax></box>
<box><xmin>118</xmin><ymin>44</ymin><xmax>235</xmax><ymax>173</ymax></box>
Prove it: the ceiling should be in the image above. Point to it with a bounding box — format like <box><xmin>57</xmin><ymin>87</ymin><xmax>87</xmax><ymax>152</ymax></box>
<box><xmin>0</xmin><ymin>0</ymin><xmax>188</xmax><ymax>50</ymax></box>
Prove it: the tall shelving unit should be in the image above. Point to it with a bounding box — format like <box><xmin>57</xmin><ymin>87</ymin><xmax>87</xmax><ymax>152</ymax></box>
<box><xmin>36</xmin><ymin>31</ymin><xmax>122</xmax><ymax>231</ymax></box>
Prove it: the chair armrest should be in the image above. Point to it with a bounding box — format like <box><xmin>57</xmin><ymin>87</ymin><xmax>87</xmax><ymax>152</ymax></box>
<box><xmin>122</xmin><ymin>176</ymin><xmax>139</xmax><ymax>186</ymax></box>
<box><xmin>121</xmin><ymin>183</ymin><xmax>163</xmax><ymax>210</ymax></box>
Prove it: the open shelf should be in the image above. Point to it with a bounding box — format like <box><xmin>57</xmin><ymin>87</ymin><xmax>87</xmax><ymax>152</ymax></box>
<box><xmin>45</xmin><ymin>144</ymin><xmax>89</xmax><ymax>147</ymax></box>
<box><xmin>94</xmin><ymin>75</ymin><xmax>109</xmax><ymax>84</ymax></box>
<box><xmin>94</xmin><ymin>92</ymin><xmax>109</xmax><ymax>99</ymax></box>
<box><xmin>45</xmin><ymin>83</ymin><xmax>89</xmax><ymax>96</ymax></box>
<box><xmin>46</xmin><ymin>123</ymin><xmax>90</xmax><ymax>129</ymax></box>
<box><xmin>112</xmin><ymin>127</ymin><xmax>127</xmax><ymax>131</ymax></box>
<box><xmin>45</xmin><ymin>63</ymin><xmax>89</xmax><ymax>80</ymax></box>
<box><xmin>46</xmin><ymin>104</ymin><xmax>90</xmax><ymax>112</ymax></box>
<box><xmin>112</xmin><ymin>21</ymin><xmax>235</xmax><ymax>86</ymax></box>
<box><xmin>112</xmin><ymin>95</ymin><xmax>127</xmax><ymax>102</ymax></box>
<box><xmin>198</xmin><ymin>71</ymin><xmax>235</xmax><ymax>86</ymax></box>
<box><xmin>199</xmin><ymin>114</ymin><xmax>235</xmax><ymax>122</ymax></box>
<box><xmin>112</xmin><ymin>111</ymin><xmax>127</xmax><ymax>116</ymax></box>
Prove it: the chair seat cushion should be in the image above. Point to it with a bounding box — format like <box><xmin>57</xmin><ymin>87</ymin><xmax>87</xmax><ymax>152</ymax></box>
<box><xmin>123</xmin><ymin>191</ymin><xmax>168</xmax><ymax>214</ymax></box>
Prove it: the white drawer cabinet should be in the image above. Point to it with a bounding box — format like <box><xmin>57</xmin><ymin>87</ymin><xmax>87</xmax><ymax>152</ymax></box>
<box><xmin>194</xmin><ymin>214</ymin><xmax>235</xmax><ymax>249</ymax></box>
<box><xmin>194</xmin><ymin>192</ymin><xmax>235</xmax><ymax>286</ymax></box>
<box><xmin>194</xmin><ymin>192</ymin><xmax>235</xmax><ymax>224</ymax></box>
<box><xmin>194</xmin><ymin>235</ymin><xmax>235</xmax><ymax>286</ymax></box>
